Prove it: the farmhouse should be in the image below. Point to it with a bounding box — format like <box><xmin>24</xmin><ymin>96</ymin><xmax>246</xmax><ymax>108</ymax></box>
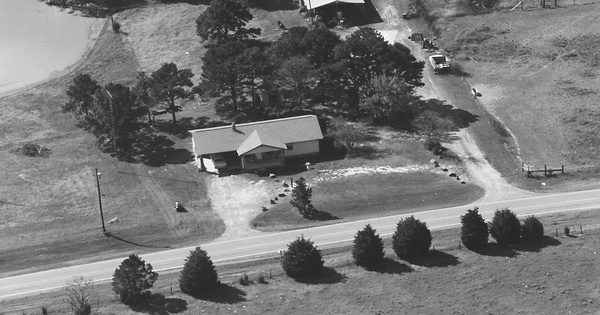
<box><xmin>189</xmin><ymin>115</ymin><xmax>323</xmax><ymax>174</ymax></box>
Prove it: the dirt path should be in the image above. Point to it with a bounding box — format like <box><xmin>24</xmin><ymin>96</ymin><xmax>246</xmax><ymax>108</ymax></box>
<box><xmin>207</xmin><ymin>176</ymin><xmax>276</xmax><ymax>240</ymax></box>
<box><xmin>372</xmin><ymin>0</ymin><xmax>533</xmax><ymax>203</ymax></box>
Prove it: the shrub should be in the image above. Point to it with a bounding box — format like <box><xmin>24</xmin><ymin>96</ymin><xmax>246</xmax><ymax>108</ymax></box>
<box><xmin>352</xmin><ymin>224</ymin><xmax>385</xmax><ymax>267</ymax></box>
<box><xmin>290</xmin><ymin>177</ymin><xmax>312</xmax><ymax>217</ymax></box>
<box><xmin>19</xmin><ymin>142</ymin><xmax>50</xmax><ymax>157</ymax></box>
<box><xmin>239</xmin><ymin>274</ymin><xmax>249</xmax><ymax>285</ymax></box>
<box><xmin>257</xmin><ymin>274</ymin><xmax>266</xmax><ymax>284</ymax></box>
<box><xmin>281</xmin><ymin>236</ymin><xmax>324</xmax><ymax>279</ymax></box>
<box><xmin>460</xmin><ymin>207</ymin><xmax>489</xmax><ymax>249</ymax></box>
<box><xmin>65</xmin><ymin>277</ymin><xmax>93</xmax><ymax>315</ymax></box>
<box><xmin>392</xmin><ymin>216</ymin><xmax>432</xmax><ymax>259</ymax></box>
<box><xmin>488</xmin><ymin>208</ymin><xmax>521</xmax><ymax>245</ymax></box>
<box><xmin>180</xmin><ymin>247</ymin><xmax>219</xmax><ymax>296</ymax></box>
<box><xmin>112</xmin><ymin>20</ymin><xmax>121</xmax><ymax>33</ymax></box>
<box><xmin>521</xmin><ymin>216</ymin><xmax>544</xmax><ymax>240</ymax></box>
<box><xmin>112</xmin><ymin>254</ymin><xmax>158</xmax><ymax>304</ymax></box>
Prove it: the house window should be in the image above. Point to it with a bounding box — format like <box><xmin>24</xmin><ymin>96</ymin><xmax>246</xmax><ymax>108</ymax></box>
<box><xmin>286</xmin><ymin>143</ymin><xmax>293</xmax><ymax>150</ymax></box>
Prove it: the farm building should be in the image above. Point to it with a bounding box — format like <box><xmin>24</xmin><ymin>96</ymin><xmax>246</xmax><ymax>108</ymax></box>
<box><xmin>189</xmin><ymin>115</ymin><xmax>323</xmax><ymax>174</ymax></box>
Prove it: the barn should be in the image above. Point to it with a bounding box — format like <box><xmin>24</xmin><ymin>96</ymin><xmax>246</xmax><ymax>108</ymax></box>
<box><xmin>189</xmin><ymin>115</ymin><xmax>324</xmax><ymax>174</ymax></box>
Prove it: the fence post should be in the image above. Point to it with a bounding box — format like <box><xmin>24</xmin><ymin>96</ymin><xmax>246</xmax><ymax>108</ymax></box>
<box><xmin>544</xmin><ymin>165</ymin><xmax>547</xmax><ymax>176</ymax></box>
<box><xmin>562</xmin><ymin>165</ymin><xmax>564</xmax><ymax>174</ymax></box>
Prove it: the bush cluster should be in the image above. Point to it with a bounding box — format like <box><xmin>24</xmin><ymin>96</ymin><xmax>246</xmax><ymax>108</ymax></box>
<box><xmin>460</xmin><ymin>207</ymin><xmax>488</xmax><ymax>249</ymax></box>
<box><xmin>352</xmin><ymin>224</ymin><xmax>385</xmax><ymax>267</ymax></box>
<box><xmin>281</xmin><ymin>236</ymin><xmax>324</xmax><ymax>279</ymax></box>
<box><xmin>521</xmin><ymin>216</ymin><xmax>544</xmax><ymax>240</ymax></box>
<box><xmin>179</xmin><ymin>247</ymin><xmax>219</xmax><ymax>296</ymax></box>
<box><xmin>488</xmin><ymin>208</ymin><xmax>521</xmax><ymax>245</ymax></box>
<box><xmin>392</xmin><ymin>216</ymin><xmax>432</xmax><ymax>259</ymax></box>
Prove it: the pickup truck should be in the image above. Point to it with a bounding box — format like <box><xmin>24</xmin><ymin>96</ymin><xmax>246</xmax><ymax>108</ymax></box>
<box><xmin>428</xmin><ymin>54</ymin><xmax>451</xmax><ymax>73</ymax></box>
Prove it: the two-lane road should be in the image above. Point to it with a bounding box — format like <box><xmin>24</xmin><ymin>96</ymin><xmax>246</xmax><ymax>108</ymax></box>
<box><xmin>1</xmin><ymin>188</ymin><xmax>599</xmax><ymax>299</ymax></box>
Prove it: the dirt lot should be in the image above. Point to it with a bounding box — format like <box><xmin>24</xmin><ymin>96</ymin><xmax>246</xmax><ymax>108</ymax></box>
<box><xmin>424</xmin><ymin>0</ymin><xmax>600</xmax><ymax>191</ymax></box>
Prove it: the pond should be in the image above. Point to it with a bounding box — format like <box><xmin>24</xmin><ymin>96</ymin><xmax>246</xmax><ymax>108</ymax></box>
<box><xmin>0</xmin><ymin>0</ymin><xmax>100</xmax><ymax>95</ymax></box>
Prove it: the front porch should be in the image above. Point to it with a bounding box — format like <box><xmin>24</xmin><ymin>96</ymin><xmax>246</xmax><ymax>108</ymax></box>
<box><xmin>240</xmin><ymin>150</ymin><xmax>285</xmax><ymax>172</ymax></box>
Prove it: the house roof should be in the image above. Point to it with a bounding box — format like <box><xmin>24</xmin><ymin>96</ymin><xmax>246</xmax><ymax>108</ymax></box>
<box><xmin>307</xmin><ymin>0</ymin><xmax>365</xmax><ymax>10</ymax></box>
<box><xmin>190</xmin><ymin>115</ymin><xmax>323</xmax><ymax>156</ymax></box>
<box><xmin>236</xmin><ymin>130</ymin><xmax>287</xmax><ymax>155</ymax></box>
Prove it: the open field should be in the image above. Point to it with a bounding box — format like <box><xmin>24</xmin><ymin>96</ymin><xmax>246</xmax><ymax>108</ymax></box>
<box><xmin>2</xmin><ymin>208</ymin><xmax>599</xmax><ymax>315</ymax></box>
<box><xmin>0</xmin><ymin>1</ymin><xmax>483</xmax><ymax>278</ymax></box>
<box><xmin>414</xmin><ymin>0</ymin><xmax>600</xmax><ymax>190</ymax></box>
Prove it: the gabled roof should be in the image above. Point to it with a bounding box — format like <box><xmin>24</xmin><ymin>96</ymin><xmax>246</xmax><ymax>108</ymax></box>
<box><xmin>190</xmin><ymin>115</ymin><xmax>323</xmax><ymax>156</ymax></box>
<box><xmin>307</xmin><ymin>0</ymin><xmax>365</xmax><ymax>10</ymax></box>
<box><xmin>236</xmin><ymin>130</ymin><xmax>287</xmax><ymax>155</ymax></box>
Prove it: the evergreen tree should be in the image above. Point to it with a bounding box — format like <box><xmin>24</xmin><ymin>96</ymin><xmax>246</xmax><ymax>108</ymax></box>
<box><xmin>489</xmin><ymin>208</ymin><xmax>521</xmax><ymax>245</ymax></box>
<box><xmin>352</xmin><ymin>224</ymin><xmax>385</xmax><ymax>268</ymax></box>
<box><xmin>179</xmin><ymin>247</ymin><xmax>219</xmax><ymax>296</ymax></box>
<box><xmin>281</xmin><ymin>236</ymin><xmax>324</xmax><ymax>279</ymax></box>
<box><xmin>112</xmin><ymin>254</ymin><xmax>158</xmax><ymax>304</ymax></box>
<box><xmin>460</xmin><ymin>207</ymin><xmax>489</xmax><ymax>250</ymax></box>
<box><xmin>195</xmin><ymin>0</ymin><xmax>261</xmax><ymax>44</ymax></box>
<box><xmin>290</xmin><ymin>177</ymin><xmax>312</xmax><ymax>216</ymax></box>
<box><xmin>521</xmin><ymin>216</ymin><xmax>544</xmax><ymax>241</ymax></box>
<box><xmin>392</xmin><ymin>216</ymin><xmax>432</xmax><ymax>259</ymax></box>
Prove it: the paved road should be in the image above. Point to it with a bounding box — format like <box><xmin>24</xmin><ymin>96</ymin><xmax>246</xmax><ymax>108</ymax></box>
<box><xmin>1</xmin><ymin>188</ymin><xmax>599</xmax><ymax>299</ymax></box>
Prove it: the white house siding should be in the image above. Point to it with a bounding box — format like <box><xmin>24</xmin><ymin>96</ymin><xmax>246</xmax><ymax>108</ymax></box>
<box><xmin>243</xmin><ymin>146</ymin><xmax>283</xmax><ymax>155</ymax></box>
<box><xmin>284</xmin><ymin>140</ymin><xmax>320</xmax><ymax>158</ymax></box>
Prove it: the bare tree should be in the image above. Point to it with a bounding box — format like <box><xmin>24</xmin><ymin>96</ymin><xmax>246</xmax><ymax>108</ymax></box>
<box><xmin>64</xmin><ymin>277</ymin><xmax>93</xmax><ymax>315</ymax></box>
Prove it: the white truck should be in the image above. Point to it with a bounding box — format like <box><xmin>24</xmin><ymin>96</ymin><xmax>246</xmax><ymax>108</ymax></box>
<box><xmin>428</xmin><ymin>54</ymin><xmax>451</xmax><ymax>73</ymax></box>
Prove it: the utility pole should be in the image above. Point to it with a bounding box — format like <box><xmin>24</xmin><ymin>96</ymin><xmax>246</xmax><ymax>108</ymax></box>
<box><xmin>95</xmin><ymin>168</ymin><xmax>107</xmax><ymax>234</ymax></box>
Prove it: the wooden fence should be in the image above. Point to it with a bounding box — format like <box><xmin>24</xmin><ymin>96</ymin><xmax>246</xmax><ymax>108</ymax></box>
<box><xmin>523</xmin><ymin>164</ymin><xmax>565</xmax><ymax>178</ymax></box>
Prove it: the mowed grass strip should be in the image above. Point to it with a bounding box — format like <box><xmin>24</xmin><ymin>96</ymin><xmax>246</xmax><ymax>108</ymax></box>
<box><xmin>252</xmin><ymin>171</ymin><xmax>483</xmax><ymax>231</ymax></box>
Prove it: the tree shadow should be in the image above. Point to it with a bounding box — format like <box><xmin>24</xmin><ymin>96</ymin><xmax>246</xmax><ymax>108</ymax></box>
<box><xmin>513</xmin><ymin>236</ymin><xmax>561</xmax><ymax>252</ymax></box>
<box><xmin>195</xmin><ymin>283</ymin><xmax>246</xmax><ymax>304</ymax></box>
<box><xmin>403</xmin><ymin>249</ymin><xmax>460</xmax><ymax>267</ymax></box>
<box><xmin>117</xmin><ymin>129</ymin><xmax>194</xmax><ymax>167</ymax></box>
<box><xmin>419</xmin><ymin>98</ymin><xmax>479</xmax><ymax>128</ymax></box>
<box><xmin>248</xmin><ymin>0</ymin><xmax>298</xmax><ymax>11</ymax></box>
<box><xmin>295</xmin><ymin>267</ymin><xmax>347</xmax><ymax>285</ymax></box>
<box><xmin>308</xmin><ymin>210</ymin><xmax>341</xmax><ymax>221</ymax></box>
<box><xmin>472</xmin><ymin>243</ymin><xmax>518</xmax><ymax>258</ymax></box>
<box><xmin>129</xmin><ymin>294</ymin><xmax>187</xmax><ymax>315</ymax></box>
<box><xmin>105</xmin><ymin>232</ymin><xmax>173</xmax><ymax>249</ymax></box>
<box><xmin>153</xmin><ymin>117</ymin><xmax>213</xmax><ymax>139</ymax></box>
<box><xmin>367</xmin><ymin>257</ymin><xmax>413</xmax><ymax>274</ymax></box>
<box><xmin>159</xmin><ymin>0</ymin><xmax>209</xmax><ymax>4</ymax></box>
<box><xmin>347</xmin><ymin>144</ymin><xmax>389</xmax><ymax>160</ymax></box>
<box><xmin>448</xmin><ymin>61</ymin><xmax>472</xmax><ymax>78</ymax></box>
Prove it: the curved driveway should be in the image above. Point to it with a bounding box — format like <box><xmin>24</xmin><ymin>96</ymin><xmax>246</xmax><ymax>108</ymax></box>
<box><xmin>1</xmin><ymin>188</ymin><xmax>599</xmax><ymax>299</ymax></box>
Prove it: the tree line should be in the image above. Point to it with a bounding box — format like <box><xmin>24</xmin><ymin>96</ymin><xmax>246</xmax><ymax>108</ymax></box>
<box><xmin>58</xmin><ymin>207</ymin><xmax>546</xmax><ymax>314</ymax></box>
<box><xmin>64</xmin><ymin>0</ymin><xmax>459</xmax><ymax>156</ymax></box>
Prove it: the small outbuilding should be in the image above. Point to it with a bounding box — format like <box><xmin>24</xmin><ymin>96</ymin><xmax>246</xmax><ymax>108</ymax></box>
<box><xmin>189</xmin><ymin>115</ymin><xmax>324</xmax><ymax>174</ymax></box>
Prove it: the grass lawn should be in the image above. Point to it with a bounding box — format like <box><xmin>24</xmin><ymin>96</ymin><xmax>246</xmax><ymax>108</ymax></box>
<box><xmin>0</xmin><ymin>4</ymin><xmax>227</xmax><ymax>277</ymax></box>
<box><xmin>3</xmin><ymin>209</ymin><xmax>599</xmax><ymax>314</ymax></box>
<box><xmin>253</xmin><ymin>138</ymin><xmax>484</xmax><ymax>231</ymax></box>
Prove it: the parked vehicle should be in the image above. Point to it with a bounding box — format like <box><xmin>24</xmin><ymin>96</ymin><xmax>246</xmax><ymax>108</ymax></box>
<box><xmin>429</xmin><ymin>54</ymin><xmax>451</xmax><ymax>73</ymax></box>
<box><xmin>165</xmin><ymin>105</ymin><xmax>183</xmax><ymax>113</ymax></box>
